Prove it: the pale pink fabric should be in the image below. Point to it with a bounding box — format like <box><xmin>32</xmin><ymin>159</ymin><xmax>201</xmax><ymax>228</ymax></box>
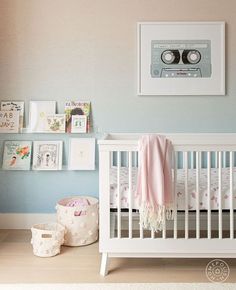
<box><xmin>136</xmin><ymin>135</ymin><xmax>174</xmax><ymax>231</ymax></box>
<box><xmin>66</xmin><ymin>198</ymin><xmax>90</xmax><ymax>216</ymax></box>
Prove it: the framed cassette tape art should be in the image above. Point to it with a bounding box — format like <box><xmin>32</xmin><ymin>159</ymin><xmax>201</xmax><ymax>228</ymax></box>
<box><xmin>137</xmin><ymin>22</ymin><xmax>225</xmax><ymax>95</ymax></box>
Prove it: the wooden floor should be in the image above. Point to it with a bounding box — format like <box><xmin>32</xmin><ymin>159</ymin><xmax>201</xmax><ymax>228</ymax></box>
<box><xmin>0</xmin><ymin>230</ymin><xmax>236</xmax><ymax>283</ymax></box>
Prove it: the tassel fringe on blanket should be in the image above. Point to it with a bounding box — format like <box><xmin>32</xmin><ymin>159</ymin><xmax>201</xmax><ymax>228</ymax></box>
<box><xmin>139</xmin><ymin>203</ymin><xmax>173</xmax><ymax>232</ymax></box>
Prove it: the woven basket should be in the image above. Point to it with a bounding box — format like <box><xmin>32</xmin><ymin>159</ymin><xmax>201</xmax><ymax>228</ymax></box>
<box><xmin>31</xmin><ymin>222</ymin><xmax>65</xmax><ymax>257</ymax></box>
<box><xmin>56</xmin><ymin>196</ymin><xmax>99</xmax><ymax>246</ymax></box>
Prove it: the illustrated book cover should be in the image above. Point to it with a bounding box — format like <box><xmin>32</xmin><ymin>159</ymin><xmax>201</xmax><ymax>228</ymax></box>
<box><xmin>1</xmin><ymin>101</ymin><xmax>24</xmax><ymax>131</ymax></box>
<box><xmin>32</xmin><ymin>141</ymin><xmax>63</xmax><ymax>170</ymax></box>
<box><xmin>71</xmin><ymin>115</ymin><xmax>87</xmax><ymax>133</ymax></box>
<box><xmin>45</xmin><ymin>114</ymin><xmax>65</xmax><ymax>133</ymax></box>
<box><xmin>0</xmin><ymin>111</ymin><xmax>20</xmax><ymax>133</ymax></box>
<box><xmin>68</xmin><ymin>138</ymin><xmax>95</xmax><ymax>170</ymax></box>
<box><xmin>2</xmin><ymin>140</ymin><xmax>32</xmax><ymax>170</ymax></box>
<box><xmin>65</xmin><ymin>101</ymin><xmax>90</xmax><ymax>133</ymax></box>
<box><xmin>29</xmin><ymin>101</ymin><xmax>56</xmax><ymax>132</ymax></box>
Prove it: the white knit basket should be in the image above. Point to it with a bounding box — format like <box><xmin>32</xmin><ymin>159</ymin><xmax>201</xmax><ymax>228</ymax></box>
<box><xmin>31</xmin><ymin>222</ymin><xmax>65</xmax><ymax>257</ymax></box>
<box><xmin>56</xmin><ymin>196</ymin><xmax>99</xmax><ymax>246</ymax></box>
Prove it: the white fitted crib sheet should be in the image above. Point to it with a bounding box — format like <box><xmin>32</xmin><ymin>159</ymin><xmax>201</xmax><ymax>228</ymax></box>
<box><xmin>110</xmin><ymin>167</ymin><xmax>236</xmax><ymax>210</ymax></box>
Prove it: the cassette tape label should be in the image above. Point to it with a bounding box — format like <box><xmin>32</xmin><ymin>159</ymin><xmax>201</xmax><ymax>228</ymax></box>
<box><xmin>151</xmin><ymin>40</ymin><xmax>211</xmax><ymax>78</ymax></box>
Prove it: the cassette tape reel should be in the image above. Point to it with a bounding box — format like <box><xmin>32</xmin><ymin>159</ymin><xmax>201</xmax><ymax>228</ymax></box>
<box><xmin>150</xmin><ymin>40</ymin><xmax>211</xmax><ymax>78</ymax></box>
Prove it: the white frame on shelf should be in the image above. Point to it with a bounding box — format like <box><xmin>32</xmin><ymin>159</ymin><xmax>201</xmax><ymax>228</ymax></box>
<box><xmin>68</xmin><ymin>138</ymin><xmax>96</xmax><ymax>170</ymax></box>
<box><xmin>32</xmin><ymin>140</ymin><xmax>63</xmax><ymax>171</ymax></box>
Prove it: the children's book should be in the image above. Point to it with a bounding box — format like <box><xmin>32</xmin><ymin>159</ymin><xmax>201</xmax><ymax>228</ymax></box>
<box><xmin>1</xmin><ymin>101</ymin><xmax>24</xmax><ymax>132</ymax></box>
<box><xmin>2</xmin><ymin>141</ymin><xmax>32</xmax><ymax>170</ymax></box>
<box><xmin>0</xmin><ymin>111</ymin><xmax>20</xmax><ymax>133</ymax></box>
<box><xmin>65</xmin><ymin>101</ymin><xmax>90</xmax><ymax>133</ymax></box>
<box><xmin>32</xmin><ymin>141</ymin><xmax>63</xmax><ymax>170</ymax></box>
<box><xmin>71</xmin><ymin>115</ymin><xmax>87</xmax><ymax>133</ymax></box>
<box><xmin>68</xmin><ymin>138</ymin><xmax>95</xmax><ymax>170</ymax></box>
<box><xmin>29</xmin><ymin>101</ymin><xmax>56</xmax><ymax>132</ymax></box>
<box><xmin>45</xmin><ymin>114</ymin><xmax>65</xmax><ymax>133</ymax></box>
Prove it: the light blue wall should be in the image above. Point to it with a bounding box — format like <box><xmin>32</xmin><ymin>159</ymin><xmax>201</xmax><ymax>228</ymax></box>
<box><xmin>0</xmin><ymin>0</ymin><xmax>235</xmax><ymax>213</ymax></box>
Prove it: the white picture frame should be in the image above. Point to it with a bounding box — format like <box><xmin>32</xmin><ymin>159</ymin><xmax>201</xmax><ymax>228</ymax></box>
<box><xmin>137</xmin><ymin>22</ymin><xmax>225</xmax><ymax>95</ymax></box>
<box><xmin>32</xmin><ymin>140</ymin><xmax>63</xmax><ymax>170</ymax></box>
<box><xmin>71</xmin><ymin>115</ymin><xmax>87</xmax><ymax>133</ymax></box>
<box><xmin>68</xmin><ymin>138</ymin><xmax>95</xmax><ymax>170</ymax></box>
<box><xmin>29</xmin><ymin>101</ymin><xmax>56</xmax><ymax>132</ymax></box>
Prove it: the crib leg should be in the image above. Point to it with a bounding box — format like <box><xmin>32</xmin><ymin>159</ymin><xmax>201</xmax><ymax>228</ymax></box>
<box><xmin>100</xmin><ymin>253</ymin><xmax>109</xmax><ymax>276</ymax></box>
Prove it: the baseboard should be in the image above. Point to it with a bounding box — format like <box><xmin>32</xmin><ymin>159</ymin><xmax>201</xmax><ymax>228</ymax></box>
<box><xmin>0</xmin><ymin>213</ymin><xmax>56</xmax><ymax>229</ymax></box>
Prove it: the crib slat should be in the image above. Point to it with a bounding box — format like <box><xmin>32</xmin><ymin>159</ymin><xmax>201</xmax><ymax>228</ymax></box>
<box><xmin>162</xmin><ymin>218</ymin><xmax>166</xmax><ymax>239</ymax></box>
<box><xmin>215</xmin><ymin>151</ymin><xmax>218</xmax><ymax>168</ymax></box>
<box><xmin>207</xmin><ymin>152</ymin><xmax>211</xmax><ymax>239</ymax></box>
<box><xmin>117</xmin><ymin>151</ymin><xmax>121</xmax><ymax>239</ymax></box>
<box><xmin>191</xmin><ymin>152</ymin><xmax>194</xmax><ymax>169</ymax></box>
<box><xmin>223</xmin><ymin>151</ymin><xmax>226</xmax><ymax>168</ymax></box>
<box><xmin>139</xmin><ymin>223</ymin><xmax>143</xmax><ymax>239</ymax></box>
<box><xmin>199</xmin><ymin>152</ymin><xmax>202</xmax><ymax>171</ymax></box>
<box><xmin>184</xmin><ymin>152</ymin><xmax>189</xmax><ymax>239</ymax></box>
<box><xmin>218</xmin><ymin>152</ymin><xmax>222</xmax><ymax>239</ymax></box>
<box><xmin>110</xmin><ymin>152</ymin><xmax>114</xmax><ymax>167</ymax></box>
<box><xmin>134</xmin><ymin>151</ymin><xmax>138</xmax><ymax>167</ymax></box>
<box><xmin>138</xmin><ymin>152</ymin><xmax>143</xmax><ymax>239</ymax></box>
<box><xmin>174</xmin><ymin>151</ymin><xmax>178</xmax><ymax>239</ymax></box>
<box><xmin>230</xmin><ymin>151</ymin><xmax>234</xmax><ymax>239</ymax></box>
<box><xmin>128</xmin><ymin>151</ymin><xmax>132</xmax><ymax>239</ymax></box>
<box><xmin>196</xmin><ymin>151</ymin><xmax>200</xmax><ymax>239</ymax></box>
<box><xmin>151</xmin><ymin>229</ymin><xmax>155</xmax><ymax>239</ymax></box>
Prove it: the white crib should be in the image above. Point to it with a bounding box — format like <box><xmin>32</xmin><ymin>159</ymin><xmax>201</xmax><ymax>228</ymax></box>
<box><xmin>98</xmin><ymin>133</ymin><xmax>236</xmax><ymax>276</ymax></box>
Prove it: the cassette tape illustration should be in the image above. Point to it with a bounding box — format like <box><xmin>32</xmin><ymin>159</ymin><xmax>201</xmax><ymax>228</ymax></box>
<box><xmin>150</xmin><ymin>40</ymin><xmax>211</xmax><ymax>78</ymax></box>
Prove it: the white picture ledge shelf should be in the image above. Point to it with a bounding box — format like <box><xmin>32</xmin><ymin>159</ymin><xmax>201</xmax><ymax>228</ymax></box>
<box><xmin>0</xmin><ymin>165</ymin><xmax>96</xmax><ymax>171</ymax></box>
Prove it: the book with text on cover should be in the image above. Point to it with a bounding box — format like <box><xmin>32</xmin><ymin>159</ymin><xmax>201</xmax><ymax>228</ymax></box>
<box><xmin>65</xmin><ymin>101</ymin><xmax>90</xmax><ymax>133</ymax></box>
<box><xmin>2</xmin><ymin>140</ymin><xmax>32</xmax><ymax>170</ymax></box>
<box><xmin>0</xmin><ymin>111</ymin><xmax>20</xmax><ymax>133</ymax></box>
<box><xmin>1</xmin><ymin>101</ymin><xmax>24</xmax><ymax>132</ymax></box>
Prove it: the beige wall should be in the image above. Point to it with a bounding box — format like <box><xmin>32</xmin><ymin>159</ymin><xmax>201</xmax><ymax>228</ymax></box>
<box><xmin>0</xmin><ymin>0</ymin><xmax>235</xmax><ymax>132</ymax></box>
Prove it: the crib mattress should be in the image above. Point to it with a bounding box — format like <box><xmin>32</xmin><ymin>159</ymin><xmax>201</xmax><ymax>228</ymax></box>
<box><xmin>110</xmin><ymin>167</ymin><xmax>236</xmax><ymax>210</ymax></box>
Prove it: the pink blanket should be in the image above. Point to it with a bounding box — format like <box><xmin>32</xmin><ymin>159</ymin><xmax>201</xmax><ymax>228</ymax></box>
<box><xmin>136</xmin><ymin>135</ymin><xmax>174</xmax><ymax>231</ymax></box>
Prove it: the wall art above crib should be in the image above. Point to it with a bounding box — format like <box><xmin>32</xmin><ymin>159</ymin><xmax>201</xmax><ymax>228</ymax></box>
<box><xmin>137</xmin><ymin>22</ymin><xmax>225</xmax><ymax>96</ymax></box>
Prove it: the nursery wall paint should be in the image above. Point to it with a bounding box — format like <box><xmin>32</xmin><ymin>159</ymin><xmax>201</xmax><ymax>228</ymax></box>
<box><xmin>0</xmin><ymin>0</ymin><xmax>235</xmax><ymax>213</ymax></box>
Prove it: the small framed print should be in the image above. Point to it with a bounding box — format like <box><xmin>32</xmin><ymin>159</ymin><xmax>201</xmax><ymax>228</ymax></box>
<box><xmin>29</xmin><ymin>101</ymin><xmax>56</xmax><ymax>132</ymax></box>
<box><xmin>68</xmin><ymin>138</ymin><xmax>95</xmax><ymax>170</ymax></box>
<box><xmin>32</xmin><ymin>141</ymin><xmax>63</xmax><ymax>170</ymax></box>
<box><xmin>45</xmin><ymin>114</ymin><xmax>65</xmax><ymax>133</ymax></box>
<box><xmin>71</xmin><ymin>115</ymin><xmax>87</xmax><ymax>133</ymax></box>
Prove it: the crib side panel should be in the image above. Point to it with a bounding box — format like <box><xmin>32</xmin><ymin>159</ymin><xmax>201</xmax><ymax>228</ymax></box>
<box><xmin>99</xmin><ymin>139</ymin><xmax>236</xmax><ymax>256</ymax></box>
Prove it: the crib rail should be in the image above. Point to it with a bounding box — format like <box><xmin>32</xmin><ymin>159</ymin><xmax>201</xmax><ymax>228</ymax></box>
<box><xmin>98</xmin><ymin>134</ymin><xmax>236</xmax><ymax>256</ymax></box>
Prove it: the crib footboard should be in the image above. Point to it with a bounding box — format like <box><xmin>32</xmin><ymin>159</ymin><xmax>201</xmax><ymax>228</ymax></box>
<box><xmin>98</xmin><ymin>133</ymin><xmax>236</xmax><ymax>275</ymax></box>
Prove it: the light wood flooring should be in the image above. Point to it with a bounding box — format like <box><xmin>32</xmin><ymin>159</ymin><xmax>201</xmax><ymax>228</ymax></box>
<box><xmin>0</xmin><ymin>230</ymin><xmax>236</xmax><ymax>283</ymax></box>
